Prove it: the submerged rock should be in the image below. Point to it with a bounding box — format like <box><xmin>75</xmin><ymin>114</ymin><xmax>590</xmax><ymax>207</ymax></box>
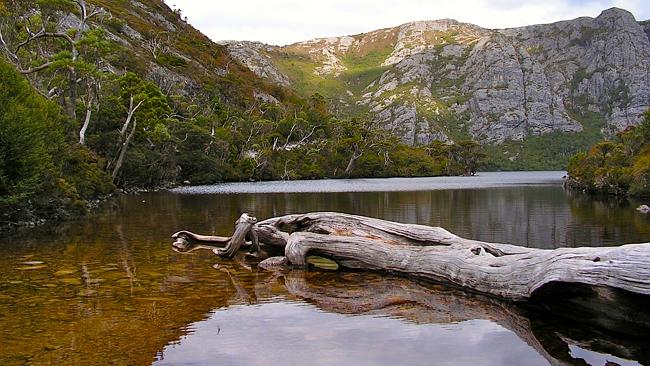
<box><xmin>258</xmin><ymin>256</ymin><xmax>289</xmax><ymax>270</ymax></box>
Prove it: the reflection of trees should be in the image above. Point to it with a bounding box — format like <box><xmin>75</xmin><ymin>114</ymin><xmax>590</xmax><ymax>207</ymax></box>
<box><xmin>566</xmin><ymin>191</ymin><xmax>650</xmax><ymax>247</ymax></box>
<box><xmin>0</xmin><ymin>216</ymin><xmax>262</xmax><ymax>365</ymax></box>
<box><xmin>151</xmin><ymin>187</ymin><xmax>603</xmax><ymax>250</ymax></box>
<box><xmin>90</xmin><ymin>187</ymin><xmax>648</xmax><ymax>252</ymax></box>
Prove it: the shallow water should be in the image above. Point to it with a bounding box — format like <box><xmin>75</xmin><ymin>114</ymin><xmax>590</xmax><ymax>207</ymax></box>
<box><xmin>1</xmin><ymin>171</ymin><xmax>649</xmax><ymax>365</ymax></box>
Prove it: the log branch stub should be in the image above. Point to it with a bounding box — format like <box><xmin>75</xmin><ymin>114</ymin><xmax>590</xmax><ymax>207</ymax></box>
<box><xmin>214</xmin><ymin>213</ymin><xmax>257</xmax><ymax>258</ymax></box>
<box><xmin>171</xmin><ymin>231</ymin><xmax>230</xmax><ymax>244</ymax></box>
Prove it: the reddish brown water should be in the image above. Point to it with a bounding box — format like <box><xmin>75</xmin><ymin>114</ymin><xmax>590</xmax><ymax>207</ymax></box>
<box><xmin>1</xmin><ymin>173</ymin><xmax>649</xmax><ymax>365</ymax></box>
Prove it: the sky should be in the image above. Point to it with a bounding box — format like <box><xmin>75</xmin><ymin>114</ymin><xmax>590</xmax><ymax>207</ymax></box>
<box><xmin>163</xmin><ymin>0</ymin><xmax>650</xmax><ymax>46</ymax></box>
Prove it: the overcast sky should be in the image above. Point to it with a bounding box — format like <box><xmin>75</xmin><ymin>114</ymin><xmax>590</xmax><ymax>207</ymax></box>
<box><xmin>163</xmin><ymin>0</ymin><xmax>650</xmax><ymax>46</ymax></box>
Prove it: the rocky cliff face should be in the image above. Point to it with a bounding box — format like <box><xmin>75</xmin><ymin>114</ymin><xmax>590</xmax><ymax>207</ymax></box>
<box><xmin>225</xmin><ymin>8</ymin><xmax>650</xmax><ymax>146</ymax></box>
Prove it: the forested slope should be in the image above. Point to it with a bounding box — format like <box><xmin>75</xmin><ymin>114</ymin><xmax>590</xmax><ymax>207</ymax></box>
<box><xmin>0</xmin><ymin>0</ymin><xmax>482</xmax><ymax>227</ymax></box>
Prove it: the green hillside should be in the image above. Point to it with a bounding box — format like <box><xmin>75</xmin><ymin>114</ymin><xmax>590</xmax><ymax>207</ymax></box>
<box><xmin>0</xmin><ymin>0</ymin><xmax>483</xmax><ymax>227</ymax></box>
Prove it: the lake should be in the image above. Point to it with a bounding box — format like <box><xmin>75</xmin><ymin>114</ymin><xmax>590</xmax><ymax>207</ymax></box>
<box><xmin>1</xmin><ymin>171</ymin><xmax>649</xmax><ymax>365</ymax></box>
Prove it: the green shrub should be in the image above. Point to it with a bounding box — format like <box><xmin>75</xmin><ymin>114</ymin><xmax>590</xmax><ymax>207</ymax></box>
<box><xmin>567</xmin><ymin>110</ymin><xmax>650</xmax><ymax>197</ymax></box>
<box><xmin>157</xmin><ymin>54</ymin><xmax>188</xmax><ymax>68</ymax></box>
<box><xmin>0</xmin><ymin>60</ymin><xmax>113</xmax><ymax>225</ymax></box>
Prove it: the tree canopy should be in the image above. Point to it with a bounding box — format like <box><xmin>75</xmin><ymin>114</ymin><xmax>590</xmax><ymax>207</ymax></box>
<box><xmin>0</xmin><ymin>60</ymin><xmax>112</xmax><ymax>227</ymax></box>
<box><xmin>567</xmin><ymin>110</ymin><xmax>650</xmax><ymax>197</ymax></box>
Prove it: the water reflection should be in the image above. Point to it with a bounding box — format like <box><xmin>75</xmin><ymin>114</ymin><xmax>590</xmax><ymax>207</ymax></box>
<box><xmin>154</xmin><ymin>268</ymin><xmax>647</xmax><ymax>366</ymax></box>
<box><xmin>156</xmin><ymin>304</ymin><xmax>545</xmax><ymax>366</ymax></box>
<box><xmin>2</xmin><ymin>174</ymin><xmax>650</xmax><ymax>365</ymax></box>
<box><xmin>161</xmin><ymin>186</ymin><xmax>650</xmax><ymax>248</ymax></box>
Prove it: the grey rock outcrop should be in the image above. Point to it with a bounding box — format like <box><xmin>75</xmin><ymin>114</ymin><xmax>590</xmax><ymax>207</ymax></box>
<box><xmin>375</xmin><ymin>104</ymin><xmax>451</xmax><ymax>145</ymax></box>
<box><xmin>225</xmin><ymin>8</ymin><xmax>650</xmax><ymax>145</ymax></box>
<box><xmin>461</xmin><ymin>32</ymin><xmax>583</xmax><ymax>143</ymax></box>
<box><xmin>493</xmin><ymin>7</ymin><xmax>650</xmax><ymax>139</ymax></box>
<box><xmin>224</xmin><ymin>41</ymin><xmax>291</xmax><ymax>86</ymax></box>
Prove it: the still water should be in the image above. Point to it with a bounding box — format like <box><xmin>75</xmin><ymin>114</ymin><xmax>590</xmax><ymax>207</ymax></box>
<box><xmin>1</xmin><ymin>171</ymin><xmax>649</xmax><ymax>365</ymax></box>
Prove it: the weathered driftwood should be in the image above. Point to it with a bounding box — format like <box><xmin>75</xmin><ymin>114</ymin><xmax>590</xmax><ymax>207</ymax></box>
<box><xmin>172</xmin><ymin>213</ymin><xmax>260</xmax><ymax>258</ymax></box>
<box><xmin>171</xmin><ymin>232</ymin><xmax>230</xmax><ymax>252</ymax></box>
<box><xmin>172</xmin><ymin>212</ymin><xmax>650</xmax><ymax>301</ymax></box>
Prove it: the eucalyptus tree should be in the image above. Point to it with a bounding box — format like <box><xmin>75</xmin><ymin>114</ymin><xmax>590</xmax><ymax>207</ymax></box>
<box><xmin>106</xmin><ymin>72</ymin><xmax>176</xmax><ymax>184</ymax></box>
<box><xmin>0</xmin><ymin>0</ymin><xmax>111</xmax><ymax>144</ymax></box>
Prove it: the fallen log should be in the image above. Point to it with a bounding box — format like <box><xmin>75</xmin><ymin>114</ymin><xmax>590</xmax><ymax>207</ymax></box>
<box><xmin>172</xmin><ymin>212</ymin><xmax>650</xmax><ymax>301</ymax></box>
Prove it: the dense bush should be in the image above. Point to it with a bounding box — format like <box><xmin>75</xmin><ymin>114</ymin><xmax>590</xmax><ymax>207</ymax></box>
<box><xmin>567</xmin><ymin>110</ymin><xmax>650</xmax><ymax>197</ymax></box>
<box><xmin>0</xmin><ymin>61</ymin><xmax>113</xmax><ymax>226</ymax></box>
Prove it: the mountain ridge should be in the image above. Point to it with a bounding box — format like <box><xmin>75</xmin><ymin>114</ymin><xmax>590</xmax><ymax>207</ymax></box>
<box><xmin>225</xmin><ymin>7</ymin><xmax>650</xmax><ymax>168</ymax></box>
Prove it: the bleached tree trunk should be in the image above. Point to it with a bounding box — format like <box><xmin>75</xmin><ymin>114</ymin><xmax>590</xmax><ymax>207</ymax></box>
<box><xmin>120</xmin><ymin>96</ymin><xmax>143</xmax><ymax>137</ymax></box>
<box><xmin>143</xmin><ymin>34</ymin><xmax>170</xmax><ymax>59</ymax></box>
<box><xmin>78</xmin><ymin>107</ymin><xmax>92</xmax><ymax>145</ymax></box>
<box><xmin>108</xmin><ymin>95</ymin><xmax>144</xmax><ymax>177</ymax></box>
<box><xmin>343</xmin><ymin>145</ymin><xmax>363</xmax><ymax>176</ymax></box>
<box><xmin>111</xmin><ymin>119</ymin><xmax>136</xmax><ymax>180</ymax></box>
<box><xmin>78</xmin><ymin>91</ymin><xmax>95</xmax><ymax>145</ymax></box>
<box><xmin>172</xmin><ymin>212</ymin><xmax>650</xmax><ymax>302</ymax></box>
